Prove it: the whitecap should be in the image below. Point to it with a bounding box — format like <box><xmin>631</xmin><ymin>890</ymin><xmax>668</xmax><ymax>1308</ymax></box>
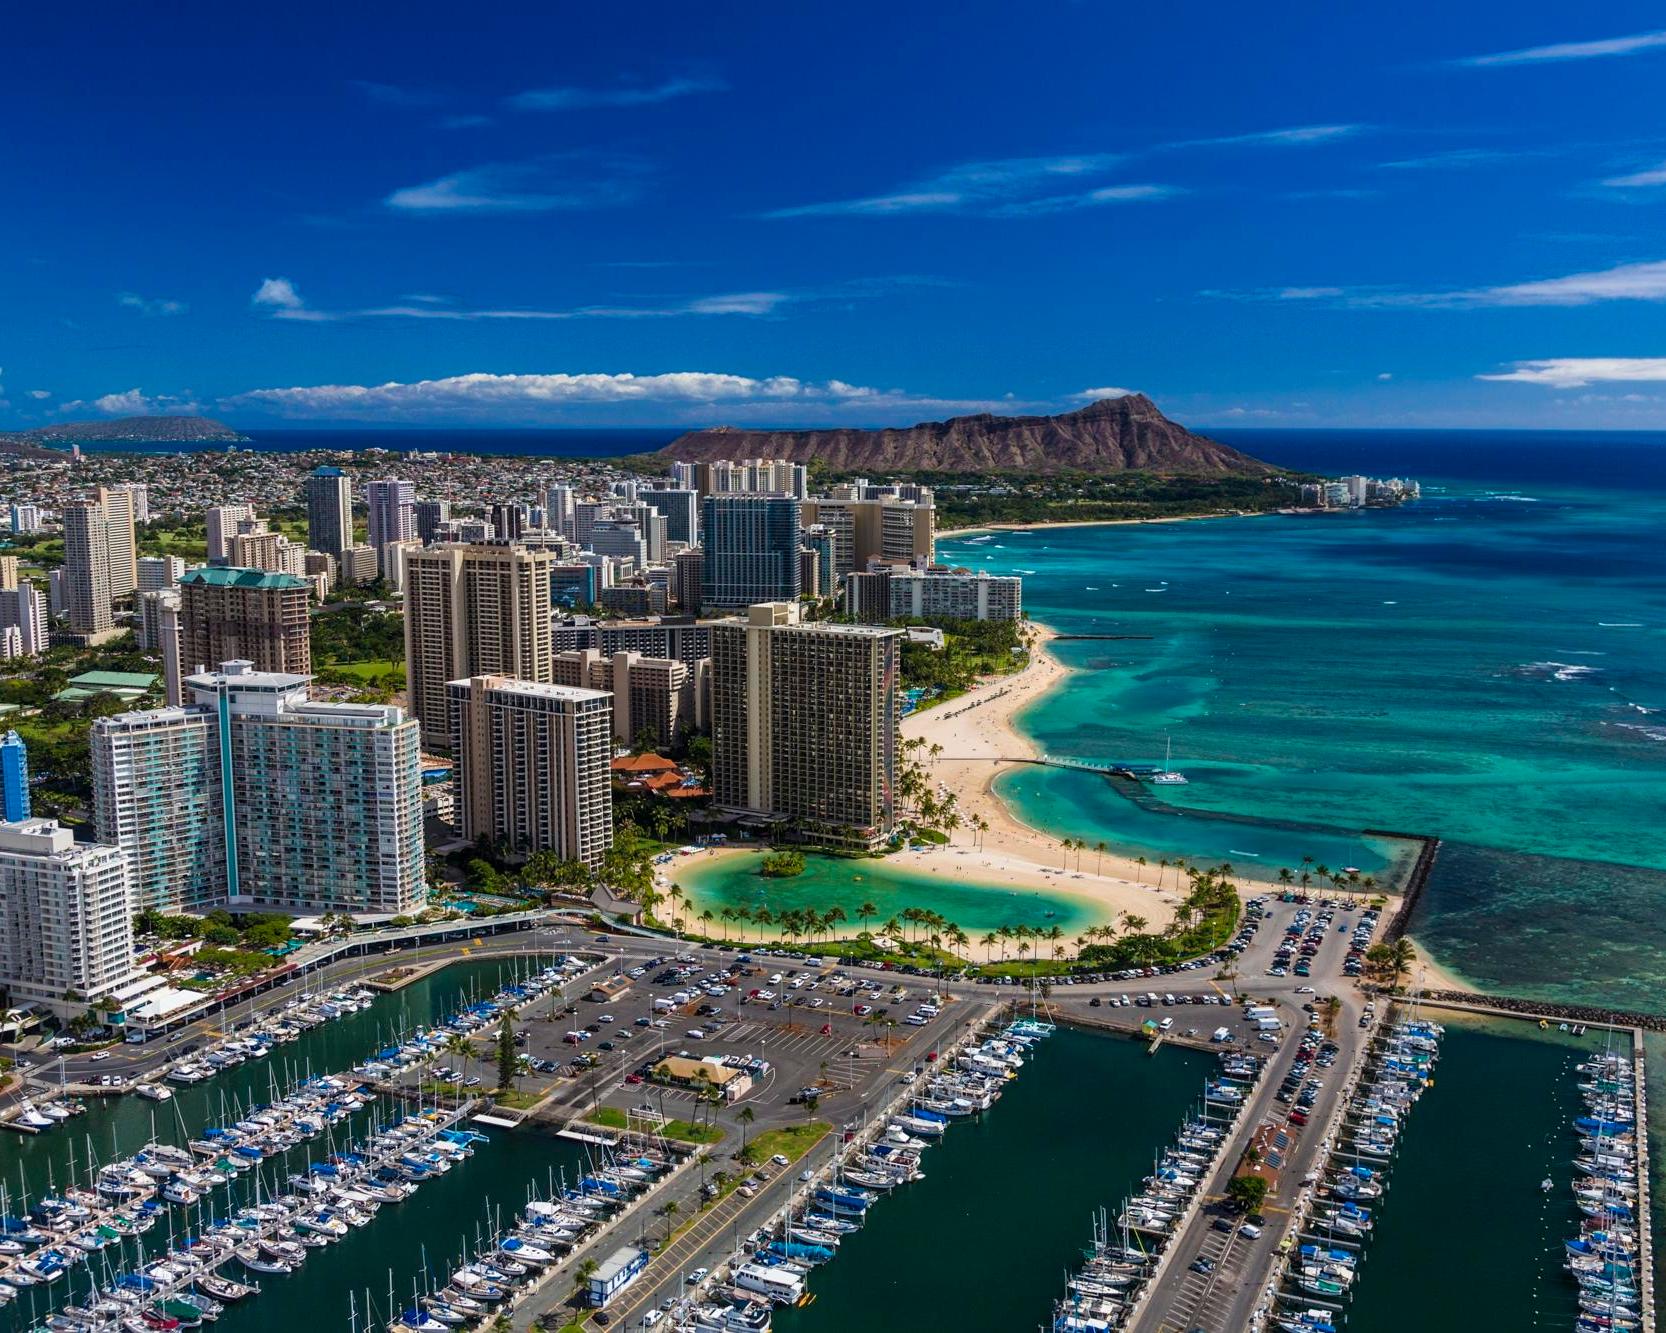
<box><xmin>1085</xmin><ymin>586</ymin><xmax>1099</xmax><ymax>591</ymax></box>
<box><xmin>1598</xmin><ymin>622</ymin><xmax>1644</xmax><ymax>628</ymax></box>
<box><xmin>1227</xmin><ymin>849</ymin><xmax>1261</xmax><ymax>858</ymax></box>
<box><xmin>1381</xmin><ymin>600</ymin><xmax>1398</xmax><ymax>605</ymax></box>
<box><xmin>1615</xmin><ymin>722</ymin><xmax>1666</xmax><ymax>743</ymax></box>
<box><xmin>1144</xmin><ymin>587</ymin><xmax>1167</xmax><ymax>592</ymax></box>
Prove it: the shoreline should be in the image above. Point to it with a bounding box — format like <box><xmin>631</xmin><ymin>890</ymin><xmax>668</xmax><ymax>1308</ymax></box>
<box><xmin>940</xmin><ymin>511</ymin><xmax>1264</xmax><ymax>541</ymax></box>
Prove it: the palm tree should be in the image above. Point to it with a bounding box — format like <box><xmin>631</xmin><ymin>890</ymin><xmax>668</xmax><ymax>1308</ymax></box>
<box><xmin>979</xmin><ymin>930</ymin><xmax>998</xmax><ymax>960</ymax></box>
<box><xmin>1059</xmin><ymin>838</ymin><xmax>1072</xmax><ymax>869</ymax></box>
<box><xmin>1157</xmin><ymin>857</ymin><xmax>1170</xmax><ymax>889</ymax></box>
<box><xmin>857</xmin><ymin>900</ymin><xmax>878</xmax><ymax>935</ymax></box>
<box><xmin>700</xmin><ymin>908</ymin><xmax>716</xmax><ymax>939</ymax></box>
<box><xmin>737</xmin><ymin>1105</ymin><xmax>756</xmax><ymax>1158</ymax></box>
<box><xmin>1390</xmin><ymin>937</ymin><xmax>1416</xmax><ymax>989</ymax></box>
<box><xmin>1047</xmin><ymin>923</ymin><xmax>1065</xmax><ymax>962</ymax></box>
<box><xmin>754</xmin><ymin>906</ymin><xmax>774</xmax><ymax>938</ymax></box>
<box><xmin>660</xmin><ymin>1199</ymin><xmax>680</xmax><ymax>1244</ymax></box>
<box><xmin>1134</xmin><ymin>854</ymin><xmax>1147</xmax><ymax>884</ymax></box>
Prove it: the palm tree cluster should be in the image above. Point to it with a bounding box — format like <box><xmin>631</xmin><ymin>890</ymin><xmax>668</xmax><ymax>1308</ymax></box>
<box><xmin>1275</xmin><ymin>859</ymin><xmax>1378</xmax><ymax>903</ymax></box>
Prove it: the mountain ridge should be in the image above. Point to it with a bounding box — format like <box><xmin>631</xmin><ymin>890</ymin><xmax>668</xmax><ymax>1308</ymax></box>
<box><xmin>657</xmin><ymin>394</ymin><xmax>1273</xmax><ymax>476</ymax></box>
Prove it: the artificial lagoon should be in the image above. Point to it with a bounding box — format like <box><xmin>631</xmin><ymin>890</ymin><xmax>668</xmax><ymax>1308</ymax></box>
<box><xmin>673</xmin><ymin>849</ymin><xmax>1107</xmax><ymax>940</ymax></box>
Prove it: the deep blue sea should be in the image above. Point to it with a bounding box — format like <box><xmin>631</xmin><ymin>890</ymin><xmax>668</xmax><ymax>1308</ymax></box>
<box><xmin>944</xmin><ymin>429</ymin><xmax>1666</xmax><ymax>1012</ymax></box>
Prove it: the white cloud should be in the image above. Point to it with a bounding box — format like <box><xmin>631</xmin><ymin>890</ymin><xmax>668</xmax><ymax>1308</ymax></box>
<box><xmin>1465</xmin><ymin>259</ymin><xmax>1666</xmax><ymax>306</ymax></box>
<box><xmin>1277</xmin><ymin>286</ymin><xmax>1345</xmax><ymax>300</ymax></box>
<box><xmin>61</xmin><ymin>388</ymin><xmax>202</xmax><ymax>416</ymax></box>
<box><xmin>1072</xmin><ymin>387</ymin><xmax>1137</xmax><ymax>400</ymax></box>
<box><xmin>1477</xmin><ymin>358</ymin><xmax>1666</xmax><ymax>388</ymax></box>
<box><xmin>385</xmin><ymin>157</ymin><xmax>645</xmax><ymax>214</ymax></box>
<box><xmin>221</xmin><ymin>370</ymin><xmax>1019</xmax><ymax>422</ymax></box>
<box><xmin>1451</xmin><ymin>29</ymin><xmax>1666</xmax><ymax>68</ymax></box>
<box><xmin>1377</xmin><ymin>372</ymin><xmax>1394</xmax><ymax>381</ymax></box>
<box><xmin>117</xmin><ymin>292</ymin><xmax>187</xmax><ymax>316</ymax></box>
<box><xmin>253</xmin><ymin>277</ymin><xmax>305</xmax><ymax>310</ymax></box>
<box><xmin>1602</xmin><ymin>161</ymin><xmax>1666</xmax><ymax>188</ymax></box>
<box><xmin>508</xmin><ymin>75</ymin><xmax>727</xmax><ymax>112</ymax></box>
<box><xmin>28</xmin><ymin>389</ymin><xmax>51</xmax><ymax>400</ymax></box>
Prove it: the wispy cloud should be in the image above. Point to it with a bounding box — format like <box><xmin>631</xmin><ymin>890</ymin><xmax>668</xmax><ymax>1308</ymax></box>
<box><xmin>1478</xmin><ymin>358</ymin><xmax>1666</xmax><ymax>388</ymax></box>
<box><xmin>117</xmin><ymin>292</ymin><xmax>187</xmax><ymax>316</ymax></box>
<box><xmin>1377</xmin><ymin>148</ymin><xmax>1531</xmax><ymax>170</ymax></box>
<box><xmin>1450</xmin><ymin>29</ymin><xmax>1666</xmax><ymax>68</ymax></box>
<box><xmin>763</xmin><ymin>154</ymin><xmax>1134</xmax><ymax>219</ymax></box>
<box><xmin>507</xmin><ymin>75</ymin><xmax>726</xmax><ymax>112</ymax></box>
<box><xmin>1602</xmin><ymin>160</ymin><xmax>1666</xmax><ymax>188</ymax></box>
<box><xmin>1462</xmin><ymin>258</ymin><xmax>1666</xmax><ymax>305</ymax></box>
<box><xmin>992</xmin><ymin>184</ymin><xmax>1182</xmax><ymax>217</ymax></box>
<box><xmin>438</xmin><ymin>113</ymin><xmax>494</xmax><ymax>130</ymax></box>
<box><xmin>1071</xmin><ymin>387</ymin><xmax>1137</xmax><ymax>401</ymax></box>
<box><xmin>1162</xmin><ymin>124</ymin><xmax>1364</xmax><ymax>150</ymax></box>
<box><xmin>221</xmin><ymin>369</ymin><xmax>1016</xmax><ymax>422</ymax></box>
<box><xmin>764</xmin><ymin>125</ymin><xmax>1360</xmax><ymax>220</ymax></box>
<box><xmin>385</xmin><ymin>156</ymin><xmax>647</xmax><ymax>213</ymax></box>
<box><xmin>244</xmin><ymin>276</ymin><xmax>907</xmax><ymax>323</ymax></box>
<box><xmin>349</xmin><ymin>80</ymin><xmax>447</xmax><ymax>109</ymax></box>
<box><xmin>1207</xmin><ymin>259</ymin><xmax>1666</xmax><ymax>309</ymax></box>
<box><xmin>28</xmin><ymin>389</ymin><xmax>51</xmax><ymax>400</ymax></box>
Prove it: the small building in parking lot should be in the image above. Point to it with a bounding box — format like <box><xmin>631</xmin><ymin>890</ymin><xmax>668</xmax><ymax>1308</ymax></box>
<box><xmin>652</xmin><ymin>1054</ymin><xmax>753</xmax><ymax>1102</ymax></box>
<box><xmin>590</xmin><ymin>974</ymin><xmax>632</xmax><ymax>1004</ymax></box>
<box><xmin>589</xmin><ymin>1244</ymin><xmax>649</xmax><ymax>1306</ymax></box>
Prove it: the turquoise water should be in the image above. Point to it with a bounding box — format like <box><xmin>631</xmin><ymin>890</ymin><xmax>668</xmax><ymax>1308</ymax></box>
<box><xmin>0</xmin><ymin>958</ymin><xmax>588</xmax><ymax>1332</ymax></box>
<box><xmin>1347</xmin><ymin>1015</ymin><xmax>1613</xmax><ymax>1331</ymax></box>
<box><xmin>946</xmin><ymin>433</ymin><xmax>1666</xmax><ymax>1009</ymax></box>
<box><xmin>677</xmin><ymin>850</ymin><xmax>1105</xmax><ymax>936</ymax></box>
<box><xmin>775</xmin><ymin>1025</ymin><xmax>1210</xmax><ymax>1332</ymax></box>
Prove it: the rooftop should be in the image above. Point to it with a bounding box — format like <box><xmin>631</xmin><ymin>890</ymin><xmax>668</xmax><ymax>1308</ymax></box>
<box><xmin>180</xmin><ymin>567</ymin><xmax>309</xmax><ymax>590</ymax></box>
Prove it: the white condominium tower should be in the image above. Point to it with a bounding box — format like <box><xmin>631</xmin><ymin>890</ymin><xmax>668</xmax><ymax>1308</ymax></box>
<box><xmin>403</xmin><ymin>542</ymin><xmax>557</xmax><ymax>749</ymax></box>
<box><xmin>365</xmin><ymin>478</ymin><xmax>417</xmax><ymax>575</ymax></box>
<box><xmin>710</xmin><ymin>601</ymin><xmax>902</xmax><ymax>849</ymax></box>
<box><xmin>447</xmin><ymin>676</ymin><xmax>615</xmax><ymax>868</ymax></box>
<box><xmin>91</xmin><ymin>661</ymin><xmax>425</xmax><ymax>915</ymax></box>
<box><xmin>0</xmin><ymin>818</ymin><xmax>137</xmax><ymax>1018</ymax></box>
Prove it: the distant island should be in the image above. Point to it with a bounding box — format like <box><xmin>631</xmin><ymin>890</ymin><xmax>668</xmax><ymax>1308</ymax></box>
<box><xmin>658</xmin><ymin>394</ymin><xmax>1272</xmax><ymax>477</ymax></box>
<box><xmin>0</xmin><ymin>414</ymin><xmax>248</xmax><ymax>456</ymax></box>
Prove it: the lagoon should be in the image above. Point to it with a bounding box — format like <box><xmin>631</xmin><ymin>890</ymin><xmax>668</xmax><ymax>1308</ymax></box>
<box><xmin>675</xmin><ymin>849</ymin><xmax>1106</xmax><ymax>939</ymax></box>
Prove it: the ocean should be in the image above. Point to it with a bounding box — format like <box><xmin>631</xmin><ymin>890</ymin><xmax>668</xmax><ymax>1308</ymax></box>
<box><xmin>943</xmin><ymin>429</ymin><xmax>1666</xmax><ymax>1012</ymax></box>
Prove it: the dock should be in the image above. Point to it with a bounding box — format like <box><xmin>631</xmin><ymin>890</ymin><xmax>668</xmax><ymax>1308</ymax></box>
<box><xmin>1637</xmin><ymin>1030</ymin><xmax>1655</xmax><ymax>1333</ymax></box>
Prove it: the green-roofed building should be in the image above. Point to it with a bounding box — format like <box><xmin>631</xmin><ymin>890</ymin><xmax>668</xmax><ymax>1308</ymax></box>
<box><xmin>179</xmin><ymin>565</ymin><xmax>312</xmax><ymax>677</ymax></box>
<box><xmin>53</xmin><ymin>669</ymin><xmax>160</xmax><ymax>704</ymax></box>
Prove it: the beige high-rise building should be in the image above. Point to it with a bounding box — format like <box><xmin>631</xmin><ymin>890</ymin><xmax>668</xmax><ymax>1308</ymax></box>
<box><xmin>205</xmin><ymin>504</ymin><xmax>257</xmax><ymax>563</ymax></box>
<box><xmin>95</xmin><ymin>485</ymin><xmax>139</xmax><ymax>596</ymax></box>
<box><xmin>62</xmin><ymin>500</ymin><xmax>114</xmax><ymax>634</ymax></box>
<box><xmin>227</xmin><ymin>529</ymin><xmax>286</xmax><ymax>573</ymax></box>
<box><xmin>178</xmin><ymin>568</ymin><xmax>312</xmax><ymax>676</ymax></box>
<box><xmin>447</xmin><ymin>676</ymin><xmax>614</xmax><ymax>867</ymax></box>
<box><xmin>403</xmin><ymin>543</ymin><xmax>557</xmax><ymax>749</ymax></box>
<box><xmin>710</xmin><ymin>602</ymin><xmax>901</xmax><ymax>849</ymax></box>
<box><xmin>553</xmin><ymin>648</ymin><xmax>692</xmax><ymax>748</ymax></box>
<box><xmin>0</xmin><ymin>555</ymin><xmax>18</xmax><ymax>590</ymax></box>
<box><xmin>800</xmin><ymin>494</ymin><xmax>935</xmax><ymax>579</ymax></box>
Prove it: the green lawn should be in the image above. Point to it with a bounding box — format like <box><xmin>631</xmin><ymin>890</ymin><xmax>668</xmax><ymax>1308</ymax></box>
<box><xmin>317</xmin><ymin>659</ymin><xmax>402</xmax><ymax>680</ymax></box>
<box><xmin>745</xmin><ymin>1121</ymin><xmax>830</xmax><ymax>1164</ymax></box>
<box><xmin>586</xmin><ymin>1105</ymin><xmax>724</xmax><ymax>1144</ymax></box>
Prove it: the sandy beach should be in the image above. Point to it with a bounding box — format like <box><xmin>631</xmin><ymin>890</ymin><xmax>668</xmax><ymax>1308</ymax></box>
<box><xmin>894</xmin><ymin>630</ymin><xmax>1190</xmax><ymax>941</ymax></box>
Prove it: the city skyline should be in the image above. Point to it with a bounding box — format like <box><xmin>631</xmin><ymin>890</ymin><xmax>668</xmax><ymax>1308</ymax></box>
<box><xmin>3</xmin><ymin>4</ymin><xmax>1666</xmax><ymax>432</ymax></box>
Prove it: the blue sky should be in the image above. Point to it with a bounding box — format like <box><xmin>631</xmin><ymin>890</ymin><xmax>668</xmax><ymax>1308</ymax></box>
<box><xmin>4</xmin><ymin>2</ymin><xmax>1666</xmax><ymax>431</ymax></box>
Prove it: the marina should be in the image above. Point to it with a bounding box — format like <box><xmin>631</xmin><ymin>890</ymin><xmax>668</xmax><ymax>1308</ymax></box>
<box><xmin>0</xmin><ymin>956</ymin><xmax>599</xmax><ymax>1332</ymax></box>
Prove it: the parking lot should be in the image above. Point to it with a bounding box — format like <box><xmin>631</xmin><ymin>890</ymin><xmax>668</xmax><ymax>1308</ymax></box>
<box><xmin>499</xmin><ymin>948</ymin><xmax>959</xmax><ymax>1121</ymax></box>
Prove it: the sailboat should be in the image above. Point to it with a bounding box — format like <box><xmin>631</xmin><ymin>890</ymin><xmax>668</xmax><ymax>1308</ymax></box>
<box><xmin>1149</xmin><ymin>736</ymin><xmax>1188</xmax><ymax>786</ymax></box>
